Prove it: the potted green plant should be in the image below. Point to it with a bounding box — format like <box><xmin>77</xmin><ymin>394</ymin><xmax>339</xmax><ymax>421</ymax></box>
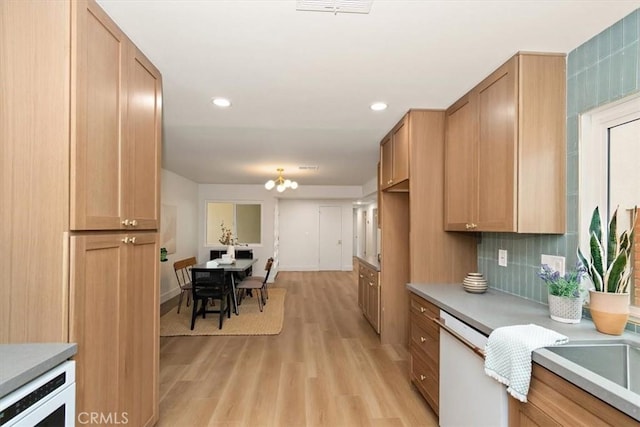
<box><xmin>577</xmin><ymin>206</ymin><xmax>637</xmax><ymax>335</ymax></box>
<box><xmin>538</xmin><ymin>263</ymin><xmax>586</xmax><ymax>323</ymax></box>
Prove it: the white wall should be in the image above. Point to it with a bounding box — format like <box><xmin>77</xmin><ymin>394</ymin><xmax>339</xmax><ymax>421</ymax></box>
<box><xmin>278</xmin><ymin>199</ymin><xmax>354</xmax><ymax>271</ymax></box>
<box><xmin>160</xmin><ymin>169</ymin><xmax>199</xmax><ymax>303</ymax></box>
<box><xmin>361</xmin><ymin>175</ymin><xmax>378</xmax><ymax>198</ymax></box>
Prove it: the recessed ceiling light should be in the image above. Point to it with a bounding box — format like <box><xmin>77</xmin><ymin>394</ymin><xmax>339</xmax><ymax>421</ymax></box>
<box><xmin>370</xmin><ymin>102</ymin><xmax>387</xmax><ymax>111</ymax></box>
<box><xmin>212</xmin><ymin>97</ymin><xmax>231</xmax><ymax>108</ymax></box>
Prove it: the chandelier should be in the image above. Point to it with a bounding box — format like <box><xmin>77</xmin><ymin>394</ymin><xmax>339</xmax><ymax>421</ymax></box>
<box><xmin>264</xmin><ymin>168</ymin><xmax>298</xmax><ymax>192</ymax></box>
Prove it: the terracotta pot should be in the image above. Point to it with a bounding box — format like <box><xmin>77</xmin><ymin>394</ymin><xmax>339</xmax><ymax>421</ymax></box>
<box><xmin>588</xmin><ymin>290</ymin><xmax>630</xmax><ymax>335</ymax></box>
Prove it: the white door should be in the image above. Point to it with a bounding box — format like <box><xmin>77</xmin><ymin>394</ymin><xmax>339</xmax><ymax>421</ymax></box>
<box><xmin>319</xmin><ymin>206</ymin><xmax>342</xmax><ymax>270</ymax></box>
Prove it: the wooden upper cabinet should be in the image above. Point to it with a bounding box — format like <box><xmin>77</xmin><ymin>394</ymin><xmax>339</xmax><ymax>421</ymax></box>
<box><xmin>380</xmin><ymin>133</ymin><xmax>393</xmax><ymax>188</ymax></box>
<box><xmin>71</xmin><ymin>0</ymin><xmax>126</xmax><ymax>230</ymax></box>
<box><xmin>380</xmin><ymin>116</ymin><xmax>410</xmax><ymax>191</ymax></box>
<box><xmin>476</xmin><ymin>58</ymin><xmax>517</xmax><ymax>231</ymax></box>
<box><xmin>71</xmin><ymin>0</ymin><xmax>161</xmax><ymax>231</ymax></box>
<box><xmin>391</xmin><ymin>118</ymin><xmax>409</xmax><ymax>184</ymax></box>
<box><xmin>444</xmin><ymin>94</ymin><xmax>478</xmax><ymax>230</ymax></box>
<box><xmin>444</xmin><ymin>52</ymin><xmax>566</xmax><ymax>233</ymax></box>
<box><xmin>123</xmin><ymin>46</ymin><xmax>162</xmax><ymax>231</ymax></box>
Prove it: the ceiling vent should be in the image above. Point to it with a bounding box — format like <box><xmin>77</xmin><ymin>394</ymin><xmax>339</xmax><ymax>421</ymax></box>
<box><xmin>296</xmin><ymin>0</ymin><xmax>373</xmax><ymax>15</ymax></box>
<box><xmin>298</xmin><ymin>165</ymin><xmax>319</xmax><ymax>171</ymax></box>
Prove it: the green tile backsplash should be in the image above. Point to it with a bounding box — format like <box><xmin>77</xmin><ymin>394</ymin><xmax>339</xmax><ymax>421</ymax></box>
<box><xmin>477</xmin><ymin>8</ymin><xmax>640</xmax><ymax>324</ymax></box>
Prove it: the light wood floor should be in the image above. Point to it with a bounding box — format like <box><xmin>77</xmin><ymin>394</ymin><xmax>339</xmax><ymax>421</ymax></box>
<box><xmin>158</xmin><ymin>270</ymin><xmax>438</xmax><ymax>427</ymax></box>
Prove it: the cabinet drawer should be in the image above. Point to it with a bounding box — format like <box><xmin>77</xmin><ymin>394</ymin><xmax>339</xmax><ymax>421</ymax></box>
<box><xmin>411</xmin><ymin>350</ymin><xmax>439</xmax><ymax>415</ymax></box>
<box><xmin>367</xmin><ymin>268</ymin><xmax>377</xmax><ymax>282</ymax></box>
<box><xmin>359</xmin><ymin>262</ymin><xmax>378</xmax><ymax>284</ymax></box>
<box><xmin>411</xmin><ymin>311</ymin><xmax>438</xmax><ymax>339</ymax></box>
<box><xmin>410</xmin><ymin>294</ymin><xmax>439</xmax><ymax>333</ymax></box>
<box><xmin>410</xmin><ymin>319</ymin><xmax>439</xmax><ymax>365</ymax></box>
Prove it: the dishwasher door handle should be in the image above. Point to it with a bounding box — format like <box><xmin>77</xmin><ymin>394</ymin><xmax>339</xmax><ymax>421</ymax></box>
<box><xmin>432</xmin><ymin>317</ymin><xmax>486</xmax><ymax>359</ymax></box>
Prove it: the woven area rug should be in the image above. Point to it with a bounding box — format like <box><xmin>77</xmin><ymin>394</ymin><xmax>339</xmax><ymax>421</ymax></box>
<box><xmin>160</xmin><ymin>288</ymin><xmax>286</xmax><ymax>336</ymax></box>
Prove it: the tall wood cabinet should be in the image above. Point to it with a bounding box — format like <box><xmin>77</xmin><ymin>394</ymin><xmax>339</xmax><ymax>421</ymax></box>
<box><xmin>72</xmin><ymin>1</ymin><xmax>161</xmax><ymax>231</ymax></box>
<box><xmin>379</xmin><ymin>110</ymin><xmax>477</xmax><ymax>347</ymax></box>
<box><xmin>71</xmin><ymin>233</ymin><xmax>158</xmax><ymax>427</ymax></box>
<box><xmin>444</xmin><ymin>52</ymin><xmax>566</xmax><ymax>233</ymax></box>
<box><xmin>1</xmin><ymin>1</ymin><xmax>161</xmax><ymax>426</ymax></box>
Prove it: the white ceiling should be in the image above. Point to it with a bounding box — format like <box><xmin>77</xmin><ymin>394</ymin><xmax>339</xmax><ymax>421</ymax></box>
<box><xmin>97</xmin><ymin>0</ymin><xmax>640</xmax><ymax>187</ymax></box>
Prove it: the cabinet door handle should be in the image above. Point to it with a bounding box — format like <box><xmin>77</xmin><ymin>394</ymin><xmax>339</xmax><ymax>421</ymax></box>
<box><xmin>420</xmin><ymin>336</ymin><xmax>426</xmax><ymax>343</ymax></box>
<box><xmin>369</xmin><ymin>282</ymin><xmax>373</xmax><ymax>287</ymax></box>
<box><xmin>129</xmin><ymin>237</ymin><xmax>136</xmax><ymax>244</ymax></box>
<box><xmin>359</xmin><ymin>274</ymin><xmax>364</xmax><ymax>278</ymax></box>
<box><xmin>130</xmin><ymin>219</ymin><xmax>138</xmax><ymax>227</ymax></box>
<box><xmin>420</xmin><ymin>374</ymin><xmax>426</xmax><ymax>381</ymax></box>
<box><xmin>465</xmin><ymin>223</ymin><xmax>477</xmax><ymax>230</ymax></box>
<box><xmin>122</xmin><ymin>219</ymin><xmax>130</xmax><ymax>226</ymax></box>
<box><xmin>121</xmin><ymin>237</ymin><xmax>136</xmax><ymax>244</ymax></box>
<box><xmin>420</xmin><ymin>307</ymin><xmax>426</xmax><ymax>313</ymax></box>
<box><xmin>121</xmin><ymin>237</ymin><xmax>129</xmax><ymax>243</ymax></box>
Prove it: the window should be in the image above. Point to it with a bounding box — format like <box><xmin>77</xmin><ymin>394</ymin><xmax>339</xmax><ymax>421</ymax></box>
<box><xmin>580</xmin><ymin>93</ymin><xmax>640</xmax><ymax>316</ymax></box>
<box><xmin>206</xmin><ymin>202</ymin><xmax>262</xmax><ymax>246</ymax></box>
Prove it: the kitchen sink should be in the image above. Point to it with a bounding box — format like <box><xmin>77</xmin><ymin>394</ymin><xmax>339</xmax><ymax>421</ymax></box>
<box><xmin>545</xmin><ymin>340</ymin><xmax>640</xmax><ymax>393</ymax></box>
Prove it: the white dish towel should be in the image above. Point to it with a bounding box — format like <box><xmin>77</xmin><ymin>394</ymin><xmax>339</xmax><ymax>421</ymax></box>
<box><xmin>484</xmin><ymin>324</ymin><xmax>568</xmax><ymax>402</ymax></box>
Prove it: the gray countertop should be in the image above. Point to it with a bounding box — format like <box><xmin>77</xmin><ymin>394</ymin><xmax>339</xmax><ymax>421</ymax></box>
<box><xmin>356</xmin><ymin>255</ymin><xmax>380</xmax><ymax>272</ymax></box>
<box><xmin>407</xmin><ymin>283</ymin><xmax>640</xmax><ymax>421</ymax></box>
<box><xmin>0</xmin><ymin>343</ymin><xmax>77</xmax><ymax>398</ymax></box>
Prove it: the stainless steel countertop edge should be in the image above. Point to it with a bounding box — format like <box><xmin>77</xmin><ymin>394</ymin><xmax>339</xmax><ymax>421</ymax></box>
<box><xmin>407</xmin><ymin>282</ymin><xmax>640</xmax><ymax>421</ymax></box>
<box><xmin>0</xmin><ymin>343</ymin><xmax>78</xmax><ymax>398</ymax></box>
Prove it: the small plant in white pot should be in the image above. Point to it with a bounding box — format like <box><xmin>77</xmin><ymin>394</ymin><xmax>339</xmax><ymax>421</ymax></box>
<box><xmin>578</xmin><ymin>206</ymin><xmax>637</xmax><ymax>335</ymax></box>
<box><xmin>538</xmin><ymin>263</ymin><xmax>586</xmax><ymax>323</ymax></box>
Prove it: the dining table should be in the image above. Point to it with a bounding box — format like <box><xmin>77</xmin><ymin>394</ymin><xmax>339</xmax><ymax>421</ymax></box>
<box><xmin>193</xmin><ymin>258</ymin><xmax>258</xmax><ymax>315</ymax></box>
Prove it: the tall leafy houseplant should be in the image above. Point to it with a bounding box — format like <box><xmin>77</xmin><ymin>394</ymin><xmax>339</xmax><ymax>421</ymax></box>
<box><xmin>577</xmin><ymin>206</ymin><xmax>637</xmax><ymax>335</ymax></box>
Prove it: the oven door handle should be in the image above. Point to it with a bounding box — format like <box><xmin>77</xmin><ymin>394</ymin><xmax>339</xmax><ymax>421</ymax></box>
<box><xmin>432</xmin><ymin>317</ymin><xmax>486</xmax><ymax>359</ymax></box>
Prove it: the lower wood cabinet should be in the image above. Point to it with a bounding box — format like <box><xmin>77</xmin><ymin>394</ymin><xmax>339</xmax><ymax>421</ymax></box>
<box><xmin>357</xmin><ymin>261</ymin><xmax>380</xmax><ymax>333</ymax></box>
<box><xmin>409</xmin><ymin>294</ymin><xmax>439</xmax><ymax>415</ymax></box>
<box><xmin>509</xmin><ymin>364</ymin><xmax>637</xmax><ymax>426</ymax></box>
<box><xmin>70</xmin><ymin>232</ymin><xmax>159</xmax><ymax>427</ymax></box>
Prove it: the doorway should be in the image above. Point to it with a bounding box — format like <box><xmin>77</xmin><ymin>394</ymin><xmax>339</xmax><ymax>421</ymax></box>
<box><xmin>319</xmin><ymin>206</ymin><xmax>342</xmax><ymax>270</ymax></box>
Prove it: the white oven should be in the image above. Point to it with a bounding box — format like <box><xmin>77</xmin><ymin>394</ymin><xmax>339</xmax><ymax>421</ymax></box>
<box><xmin>0</xmin><ymin>361</ymin><xmax>75</xmax><ymax>427</ymax></box>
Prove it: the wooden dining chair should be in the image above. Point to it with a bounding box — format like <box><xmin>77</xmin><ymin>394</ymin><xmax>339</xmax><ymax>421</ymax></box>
<box><xmin>173</xmin><ymin>257</ymin><xmax>197</xmax><ymax>314</ymax></box>
<box><xmin>236</xmin><ymin>257</ymin><xmax>273</xmax><ymax>311</ymax></box>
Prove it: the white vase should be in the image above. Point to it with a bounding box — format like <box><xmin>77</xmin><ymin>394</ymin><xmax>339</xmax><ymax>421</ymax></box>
<box><xmin>548</xmin><ymin>293</ymin><xmax>582</xmax><ymax>324</ymax></box>
<box><xmin>226</xmin><ymin>245</ymin><xmax>235</xmax><ymax>259</ymax></box>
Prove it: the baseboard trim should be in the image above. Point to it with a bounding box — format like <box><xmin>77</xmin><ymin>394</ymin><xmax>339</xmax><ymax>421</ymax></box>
<box><xmin>161</xmin><ymin>287</ymin><xmax>181</xmax><ymax>304</ymax></box>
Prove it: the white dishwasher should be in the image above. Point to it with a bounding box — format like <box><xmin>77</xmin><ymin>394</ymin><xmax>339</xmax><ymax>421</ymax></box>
<box><xmin>438</xmin><ymin>310</ymin><xmax>508</xmax><ymax>427</ymax></box>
